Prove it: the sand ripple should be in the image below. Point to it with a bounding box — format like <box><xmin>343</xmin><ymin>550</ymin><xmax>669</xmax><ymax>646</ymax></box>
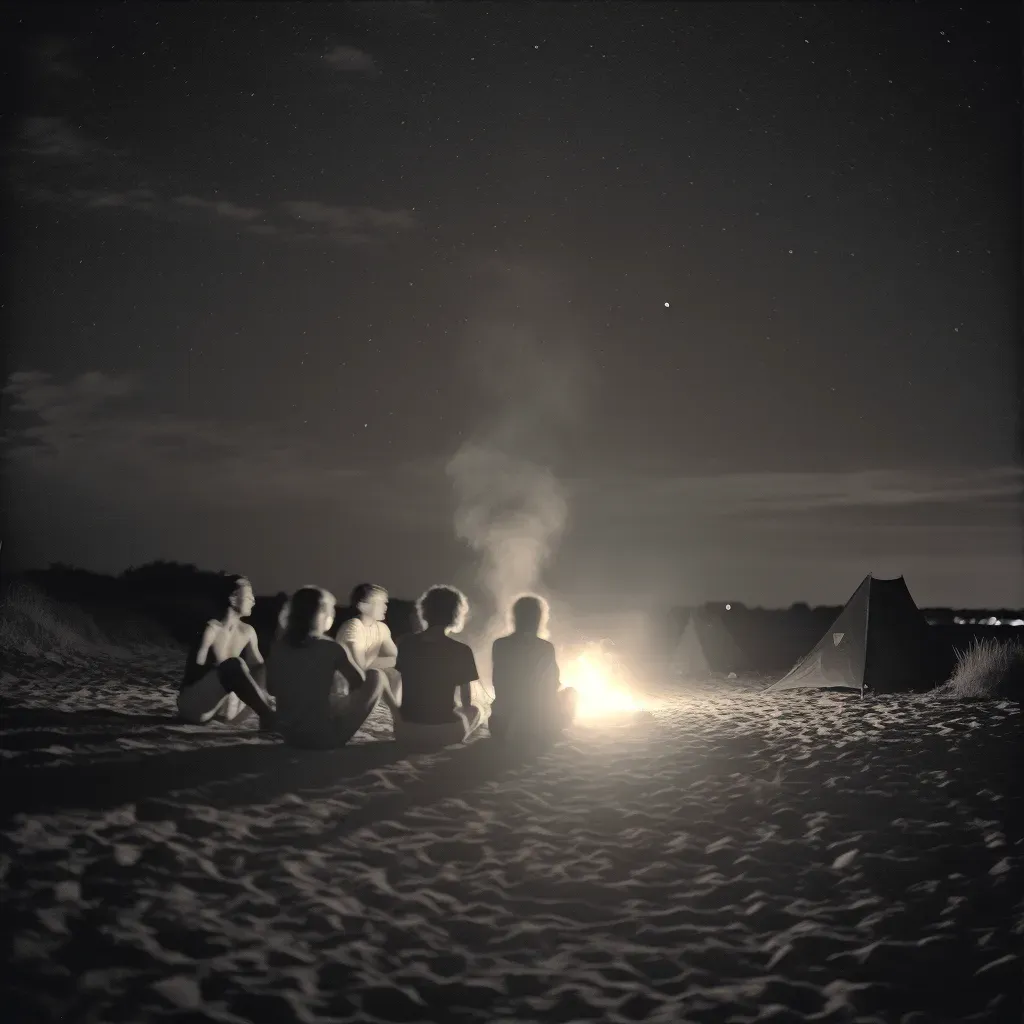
<box><xmin>1</xmin><ymin>657</ymin><xmax>1021</xmax><ymax>1022</ymax></box>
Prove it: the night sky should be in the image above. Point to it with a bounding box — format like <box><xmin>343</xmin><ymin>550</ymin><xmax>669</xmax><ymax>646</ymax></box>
<box><xmin>3</xmin><ymin>1</ymin><xmax>1021</xmax><ymax>620</ymax></box>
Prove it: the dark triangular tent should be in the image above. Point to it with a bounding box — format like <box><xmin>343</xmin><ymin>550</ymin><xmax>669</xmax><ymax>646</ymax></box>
<box><xmin>765</xmin><ymin>574</ymin><xmax>938</xmax><ymax>696</ymax></box>
<box><xmin>671</xmin><ymin>613</ymin><xmax>744</xmax><ymax>677</ymax></box>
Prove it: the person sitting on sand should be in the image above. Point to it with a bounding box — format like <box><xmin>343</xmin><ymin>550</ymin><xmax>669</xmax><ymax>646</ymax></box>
<box><xmin>393</xmin><ymin>585</ymin><xmax>483</xmax><ymax>746</ymax></box>
<box><xmin>489</xmin><ymin>594</ymin><xmax>578</xmax><ymax>744</ymax></box>
<box><xmin>177</xmin><ymin>575</ymin><xmax>277</xmax><ymax>730</ymax></box>
<box><xmin>335</xmin><ymin>583</ymin><xmax>402</xmax><ymax>708</ymax></box>
<box><xmin>267</xmin><ymin>586</ymin><xmax>401</xmax><ymax>749</ymax></box>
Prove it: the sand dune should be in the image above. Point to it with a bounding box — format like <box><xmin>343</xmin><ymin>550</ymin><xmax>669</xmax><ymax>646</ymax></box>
<box><xmin>1</xmin><ymin>646</ymin><xmax>1021</xmax><ymax>1023</ymax></box>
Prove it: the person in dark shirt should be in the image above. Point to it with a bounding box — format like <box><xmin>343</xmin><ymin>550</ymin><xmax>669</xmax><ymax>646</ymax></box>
<box><xmin>490</xmin><ymin>594</ymin><xmax>578</xmax><ymax>744</ymax></box>
<box><xmin>177</xmin><ymin>575</ymin><xmax>276</xmax><ymax>730</ymax></box>
<box><xmin>267</xmin><ymin>585</ymin><xmax>398</xmax><ymax>749</ymax></box>
<box><xmin>395</xmin><ymin>584</ymin><xmax>483</xmax><ymax>746</ymax></box>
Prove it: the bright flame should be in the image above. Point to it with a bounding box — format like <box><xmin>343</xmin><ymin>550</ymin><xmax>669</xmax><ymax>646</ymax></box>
<box><xmin>562</xmin><ymin>645</ymin><xmax>641</xmax><ymax>719</ymax></box>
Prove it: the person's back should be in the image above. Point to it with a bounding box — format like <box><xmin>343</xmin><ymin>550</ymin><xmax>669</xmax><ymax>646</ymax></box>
<box><xmin>269</xmin><ymin>636</ymin><xmax>354</xmax><ymax>741</ymax></box>
<box><xmin>490</xmin><ymin>594</ymin><xmax>577</xmax><ymax>743</ymax></box>
<box><xmin>397</xmin><ymin>630</ymin><xmax>476</xmax><ymax>724</ymax></box>
<box><xmin>491</xmin><ymin>632</ymin><xmax>559</xmax><ymax>708</ymax></box>
<box><xmin>393</xmin><ymin>584</ymin><xmax>482</xmax><ymax>745</ymax></box>
<box><xmin>267</xmin><ymin>586</ymin><xmax>395</xmax><ymax>749</ymax></box>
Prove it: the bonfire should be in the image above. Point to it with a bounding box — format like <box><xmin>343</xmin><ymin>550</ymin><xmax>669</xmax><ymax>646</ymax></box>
<box><xmin>560</xmin><ymin>640</ymin><xmax>644</xmax><ymax>719</ymax></box>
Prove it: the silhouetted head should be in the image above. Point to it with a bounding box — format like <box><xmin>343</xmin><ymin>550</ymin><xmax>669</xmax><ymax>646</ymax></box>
<box><xmin>350</xmin><ymin>583</ymin><xmax>388</xmax><ymax>622</ymax></box>
<box><xmin>224</xmin><ymin>575</ymin><xmax>255</xmax><ymax>618</ymax></box>
<box><xmin>511</xmin><ymin>593</ymin><xmax>548</xmax><ymax>637</ymax></box>
<box><xmin>417</xmin><ymin>585</ymin><xmax>468</xmax><ymax>634</ymax></box>
<box><xmin>282</xmin><ymin>586</ymin><xmax>336</xmax><ymax>646</ymax></box>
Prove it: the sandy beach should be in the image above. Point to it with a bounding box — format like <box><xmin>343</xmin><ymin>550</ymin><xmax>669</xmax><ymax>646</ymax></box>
<box><xmin>1</xmin><ymin>645</ymin><xmax>1020</xmax><ymax>1023</ymax></box>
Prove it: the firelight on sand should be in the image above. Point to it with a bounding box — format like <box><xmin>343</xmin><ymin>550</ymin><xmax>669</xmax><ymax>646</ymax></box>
<box><xmin>562</xmin><ymin>646</ymin><xmax>642</xmax><ymax>719</ymax></box>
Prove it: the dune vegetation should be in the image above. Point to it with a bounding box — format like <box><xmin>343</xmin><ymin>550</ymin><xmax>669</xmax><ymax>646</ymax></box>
<box><xmin>0</xmin><ymin>582</ymin><xmax>179</xmax><ymax>660</ymax></box>
<box><xmin>933</xmin><ymin>636</ymin><xmax>1024</xmax><ymax>701</ymax></box>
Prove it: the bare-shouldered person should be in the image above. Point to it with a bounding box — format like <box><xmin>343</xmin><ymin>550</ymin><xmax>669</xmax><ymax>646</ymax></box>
<box><xmin>177</xmin><ymin>575</ymin><xmax>276</xmax><ymax>730</ymax></box>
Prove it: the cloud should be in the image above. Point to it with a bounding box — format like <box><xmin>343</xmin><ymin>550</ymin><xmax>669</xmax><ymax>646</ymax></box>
<box><xmin>12</xmin><ymin>110</ymin><xmax>416</xmax><ymax>246</ymax></box>
<box><xmin>557</xmin><ymin>466</ymin><xmax>1023</xmax><ymax>602</ymax></box>
<box><xmin>173</xmin><ymin>195</ymin><xmax>264</xmax><ymax>222</ymax></box>
<box><xmin>2</xmin><ymin>370</ymin><xmax>368</xmax><ymax>505</ymax></box>
<box><xmin>523</xmin><ymin>465</ymin><xmax>1023</xmax><ymax>612</ymax></box>
<box><xmin>4</xmin><ymin>369</ymin><xmax>137</xmax><ymax>422</ymax></box>
<box><xmin>32</xmin><ymin>37</ymin><xmax>82</xmax><ymax>80</ymax></box>
<box><xmin>4</xmin><ymin>372</ymin><xmax>1021</xmax><ymax>609</ymax></box>
<box><xmin>17</xmin><ymin>116</ymin><xmax>107</xmax><ymax>163</ymax></box>
<box><xmin>280</xmin><ymin>200</ymin><xmax>417</xmax><ymax>241</ymax></box>
<box><xmin>19</xmin><ymin>184</ymin><xmax>416</xmax><ymax>245</ymax></box>
<box><xmin>570</xmin><ymin>467</ymin><xmax>1024</xmax><ymax>522</ymax></box>
<box><xmin>321</xmin><ymin>44</ymin><xmax>379</xmax><ymax>76</ymax></box>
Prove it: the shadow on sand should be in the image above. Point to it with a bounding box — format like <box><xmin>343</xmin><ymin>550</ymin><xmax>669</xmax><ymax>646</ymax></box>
<box><xmin>0</xmin><ymin>705</ymin><xmax>214</xmax><ymax>752</ymax></box>
<box><xmin>0</xmin><ymin>703</ymin><xmax>555</xmax><ymax>830</ymax></box>
<box><xmin>0</xmin><ymin>705</ymin><xmax>182</xmax><ymax>728</ymax></box>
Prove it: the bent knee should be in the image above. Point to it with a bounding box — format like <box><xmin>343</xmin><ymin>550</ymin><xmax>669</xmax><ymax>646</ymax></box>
<box><xmin>362</xmin><ymin>669</ymin><xmax>387</xmax><ymax>696</ymax></box>
<box><xmin>215</xmin><ymin>657</ymin><xmax>248</xmax><ymax>687</ymax></box>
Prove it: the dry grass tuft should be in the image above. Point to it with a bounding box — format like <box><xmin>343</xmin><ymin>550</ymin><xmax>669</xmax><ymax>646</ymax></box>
<box><xmin>0</xmin><ymin>582</ymin><xmax>179</xmax><ymax>659</ymax></box>
<box><xmin>933</xmin><ymin>636</ymin><xmax>1024</xmax><ymax>700</ymax></box>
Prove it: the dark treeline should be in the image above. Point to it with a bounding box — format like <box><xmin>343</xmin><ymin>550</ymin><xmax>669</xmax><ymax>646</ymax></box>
<box><xmin>657</xmin><ymin>601</ymin><xmax>1022</xmax><ymax>674</ymax></box>
<box><xmin>4</xmin><ymin>562</ymin><xmax>1019</xmax><ymax>671</ymax></box>
<box><xmin>5</xmin><ymin>562</ymin><xmax>418</xmax><ymax>651</ymax></box>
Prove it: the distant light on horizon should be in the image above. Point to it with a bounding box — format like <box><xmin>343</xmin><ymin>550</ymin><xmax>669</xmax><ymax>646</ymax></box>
<box><xmin>725</xmin><ymin>603</ymin><xmax>731</xmax><ymax>610</ymax></box>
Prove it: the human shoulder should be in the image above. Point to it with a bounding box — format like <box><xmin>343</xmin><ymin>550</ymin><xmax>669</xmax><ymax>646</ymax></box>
<box><xmin>199</xmin><ymin>619</ymin><xmax>222</xmax><ymax>642</ymax></box>
<box><xmin>449</xmin><ymin>636</ymin><xmax>477</xmax><ymax>662</ymax></box>
<box><xmin>398</xmin><ymin>630</ymin><xmax>423</xmax><ymax>647</ymax></box>
<box><xmin>289</xmin><ymin>636</ymin><xmax>343</xmax><ymax>662</ymax></box>
<box><xmin>337</xmin><ymin>617</ymin><xmax>363</xmax><ymax>640</ymax></box>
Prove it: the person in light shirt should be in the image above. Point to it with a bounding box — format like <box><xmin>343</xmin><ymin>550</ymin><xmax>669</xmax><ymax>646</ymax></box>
<box><xmin>335</xmin><ymin>583</ymin><xmax>403</xmax><ymax>713</ymax></box>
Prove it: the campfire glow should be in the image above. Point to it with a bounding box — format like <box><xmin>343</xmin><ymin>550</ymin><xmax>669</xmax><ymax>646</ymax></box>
<box><xmin>562</xmin><ymin>645</ymin><xmax>642</xmax><ymax>719</ymax></box>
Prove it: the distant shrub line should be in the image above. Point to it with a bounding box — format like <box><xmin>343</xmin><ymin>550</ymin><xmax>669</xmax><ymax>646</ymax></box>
<box><xmin>1</xmin><ymin>562</ymin><xmax>1020</xmax><ymax>699</ymax></box>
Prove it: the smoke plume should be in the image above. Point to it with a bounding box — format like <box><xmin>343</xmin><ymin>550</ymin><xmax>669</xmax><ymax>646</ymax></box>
<box><xmin>445</xmin><ymin>261</ymin><xmax>590</xmax><ymax>692</ymax></box>
<box><xmin>447</xmin><ymin>443</ymin><xmax>568</xmax><ymax>651</ymax></box>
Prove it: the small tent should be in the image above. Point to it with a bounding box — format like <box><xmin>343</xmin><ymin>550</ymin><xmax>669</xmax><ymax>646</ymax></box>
<box><xmin>765</xmin><ymin>574</ymin><xmax>938</xmax><ymax>696</ymax></box>
<box><xmin>671</xmin><ymin>613</ymin><xmax>744</xmax><ymax>677</ymax></box>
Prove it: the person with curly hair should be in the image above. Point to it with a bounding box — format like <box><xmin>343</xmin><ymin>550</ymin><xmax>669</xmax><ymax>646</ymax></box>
<box><xmin>393</xmin><ymin>584</ymin><xmax>483</xmax><ymax>746</ymax></box>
